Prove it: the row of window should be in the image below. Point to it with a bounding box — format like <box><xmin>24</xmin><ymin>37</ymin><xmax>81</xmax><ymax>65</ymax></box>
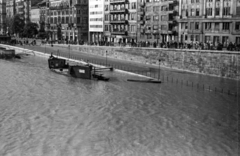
<box><xmin>146</xmin><ymin>5</ymin><xmax>174</xmax><ymax>12</ymax></box>
<box><xmin>181</xmin><ymin>22</ymin><xmax>240</xmax><ymax>31</ymax></box>
<box><xmin>103</xmin><ymin>14</ymin><xmax>170</xmax><ymax>21</ymax></box>
<box><xmin>90</xmin><ymin>11</ymin><xmax>103</xmax><ymax>15</ymax></box>
<box><xmin>104</xmin><ymin>2</ymin><xmax>137</xmax><ymax>11</ymax></box>
<box><xmin>48</xmin><ymin>8</ymin><xmax>88</xmax><ymax>16</ymax></box>
<box><xmin>181</xmin><ymin>35</ymin><xmax>240</xmax><ymax>45</ymax></box>
<box><xmin>90</xmin><ymin>25</ymin><xmax>103</xmax><ymax>28</ymax></box>
<box><xmin>104</xmin><ymin>13</ymin><xmax>137</xmax><ymax>21</ymax></box>
<box><xmin>90</xmin><ymin>18</ymin><xmax>103</xmax><ymax>21</ymax></box>
<box><xmin>104</xmin><ymin>24</ymin><xmax>136</xmax><ymax>32</ymax></box>
<box><xmin>49</xmin><ymin>17</ymin><xmax>88</xmax><ymax>24</ymax></box>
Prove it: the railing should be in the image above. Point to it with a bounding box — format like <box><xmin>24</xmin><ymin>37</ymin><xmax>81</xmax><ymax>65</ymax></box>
<box><xmin>111</xmin><ymin>30</ymin><xmax>127</xmax><ymax>35</ymax></box>
<box><xmin>110</xmin><ymin>0</ymin><xmax>127</xmax><ymax>3</ymax></box>
<box><xmin>110</xmin><ymin>19</ymin><xmax>127</xmax><ymax>24</ymax></box>
<box><xmin>110</xmin><ymin>8</ymin><xmax>127</xmax><ymax>13</ymax></box>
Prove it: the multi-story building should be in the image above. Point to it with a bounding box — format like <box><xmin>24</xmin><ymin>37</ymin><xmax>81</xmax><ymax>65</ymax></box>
<box><xmin>0</xmin><ymin>0</ymin><xmax>6</xmax><ymax>34</ymax></box>
<box><xmin>15</xmin><ymin>0</ymin><xmax>31</xmax><ymax>23</ymax></box>
<box><xmin>75</xmin><ymin>0</ymin><xmax>88</xmax><ymax>43</ymax></box>
<box><xmin>30</xmin><ymin>6</ymin><xmax>40</xmax><ymax>26</ymax></box>
<box><xmin>89</xmin><ymin>0</ymin><xmax>104</xmax><ymax>44</ymax></box>
<box><xmin>137</xmin><ymin>0</ymin><xmax>178</xmax><ymax>45</ymax></box>
<box><xmin>178</xmin><ymin>0</ymin><xmax>240</xmax><ymax>46</ymax></box>
<box><xmin>37</xmin><ymin>0</ymin><xmax>48</xmax><ymax>27</ymax></box>
<box><xmin>6</xmin><ymin>0</ymin><xmax>16</xmax><ymax>18</ymax></box>
<box><xmin>47</xmin><ymin>0</ymin><xmax>88</xmax><ymax>43</ymax></box>
<box><xmin>47</xmin><ymin>0</ymin><xmax>76</xmax><ymax>41</ymax></box>
<box><xmin>104</xmin><ymin>0</ymin><xmax>138</xmax><ymax>44</ymax></box>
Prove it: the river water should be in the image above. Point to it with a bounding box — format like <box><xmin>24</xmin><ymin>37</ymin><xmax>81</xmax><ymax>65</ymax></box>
<box><xmin>0</xmin><ymin>55</ymin><xmax>239</xmax><ymax>156</ymax></box>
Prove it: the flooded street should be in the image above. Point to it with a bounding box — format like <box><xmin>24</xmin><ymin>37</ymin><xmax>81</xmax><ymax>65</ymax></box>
<box><xmin>0</xmin><ymin>55</ymin><xmax>239</xmax><ymax>156</ymax></box>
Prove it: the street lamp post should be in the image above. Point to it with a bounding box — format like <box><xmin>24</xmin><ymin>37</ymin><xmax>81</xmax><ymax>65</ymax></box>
<box><xmin>68</xmin><ymin>44</ymin><xmax>70</xmax><ymax>60</ymax></box>
<box><xmin>105</xmin><ymin>50</ymin><xmax>108</xmax><ymax>66</ymax></box>
<box><xmin>158</xmin><ymin>59</ymin><xmax>161</xmax><ymax>80</ymax></box>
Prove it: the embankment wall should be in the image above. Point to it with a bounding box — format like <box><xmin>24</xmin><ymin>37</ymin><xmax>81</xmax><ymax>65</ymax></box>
<box><xmin>55</xmin><ymin>45</ymin><xmax>240</xmax><ymax>80</ymax></box>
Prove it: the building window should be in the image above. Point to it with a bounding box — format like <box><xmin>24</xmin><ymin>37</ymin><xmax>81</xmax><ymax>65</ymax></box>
<box><xmin>131</xmin><ymin>25</ymin><xmax>136</xmax><ymax>32</ymax></box>
<box><xmin>146</xmin><ymin>6</ymin><xmax>151</xmax><ymax>11</ymax></box>
<box><xmin>191</xmin><ymin>9</ymin><xmax>195</xmax><ymax>16</ymax></box>
<box><xmin>196</xmin><ymin>35</ymin><xmax>199</xmax><ymax>41</ymax></box>
<box><xmin>223</xmin><ymin>22</ymin><xmax>230</xmax><ymax>30</ymax></box>
<box><xmin>147</xmin><ymin>34</ymin><xmax>152</xmax><ymax>39</ymax></box>
<box><xmin>223</xmin><ymin>6</ymin><xmax>230</xmax><ymax>16</ymax></box>
<box><xmin>105</xmin><ymin>25</ymin><xmax>108</xmax><ymax>31</ymax></box>
<box><xmin>236</xmin><ymin>22</ymin><xmax>240</xmax><ymax>30</ymax></box>
<box><xmin>206</xmin><ymin>8</ymin><xmax>212</xmax><ymax>16</ymax></box>
<box><xmin>215</xmin><ymin>7</ymin><xmax>220</xmax><ymax>16</ymax></box>
<box><xmin>161</xmin><ymin>25</ymin><xmax>167</xmax><ymax>30</ymax></box>
<box><xmin>222</xmin><ymin>36</ymin><xmax>229</xmax><ymax>45</ymax></box>
<box><xmin>236</xmin><ymin>37</ymin><xmax>240</xmax><ymax>44</ymax></box>
<box><xmin>205</xmin><ymin>36</ymin><xmax>211</xmax><ymax>42</ymax></box>
<box><xmin>215</xmin><ymin>23</ymin><xmax>220</xmax><ymax>31</ymax></box>
<box><xmin>161</xmin><ymin>15</ymin><xmax>167</xmax><ymax>21</ymax></box>
<box><xmin>161</xmin><ymin>5</ymin><xmax>168</xmax><ymax>11</ymax></box>
<box><xmin>190</xmin><ymin>35</ymin><xmax>194</xmax><ymax>41</ymax></box>
<box><xmin>196</xmin><ymin>8</ymin><xmax>200</xmax><ymax>16</ymax></box>
<box><xmin>105</xmin><ymin>5</ymin><xmax>108</xmax><ymax>11</ymax></box>
<box><xmin>146</xmin><ymin>15</ymin><xmax>151</xmax><ymax>21</ymax></box>
<box><xmin>190</xmin><ymin>22</ymin><xmax>194</xmax><ymax>29</ymax></box>
<box><xmin>131</xmin><ymin>2</ymin><xmax>136</xmax><ymax>9</ymax></box>
<box><xmin>195</xmin><ymin>22</ymin><xmax>199</xmax><ymax>30</ymax></box>
<box><xmin>185</xmin><ymin>22</ymin><xmax>188</xmax><ymax>29</ymax></box>
<box><xmin>185</xmin><ymin>35</ymin><xmax>188</xmax><ymax>41</ymax></box>
<box><xmin>105</xmin><ymin>14</ymin><xmax>109</xmax><ymax>21</ymax></box>
<box><xmin>153</xmin><ymin>25</ymin><xmax>158</xmax><ymax>30</ymax></box>
<box><xmin>153</xmin><ymin>15</ymin><xmax>159</xmax><ymax>21</ymax></box>
<box><xmin>205</xmin><ymin>22</ymin><xmax>212</xmax><ymax>30</ymax></box>
<box><xmin>130</xmin><ymin>13</ymin><xmax>136</xmax><ymax>20</ymax></box>
<box><xmin>213</xmin><ymin>36</ymin><xmax>220</xmax><ymax>44</ymax></box>
<box><xmin>153</xmin><ymin>6</ymin><xmax>159</xmax><ymax>12</ymax></box>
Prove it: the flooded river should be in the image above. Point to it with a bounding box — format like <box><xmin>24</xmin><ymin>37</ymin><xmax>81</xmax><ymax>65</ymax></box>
<box><xmin>0</xmin><ymin>55</ymin><xmax>239</xmax><ymax>156</ymax></box>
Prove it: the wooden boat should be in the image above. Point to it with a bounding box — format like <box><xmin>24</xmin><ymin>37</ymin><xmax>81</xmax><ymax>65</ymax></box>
<box><xmin>48</xmin><ymin>55</ymin><xmax>111</xmax><ymax>81</ymax></box>
<box><xmin>0</xmin><ymin>48</ymin><xmax>19</xmax><ymax>59</ymax></box>
<box><xmin>127</xmin><ymin>79</ymin><xmax>161</xmax><ymax>83</ymax></box>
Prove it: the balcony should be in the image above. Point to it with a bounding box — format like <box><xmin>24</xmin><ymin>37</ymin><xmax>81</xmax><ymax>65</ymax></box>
<box><xmin>110</xmin><ymin>0</ymin><xmax>128</xmax><ymax>4</ymax></box>
<box><xmin>111</xmin><ymin>30</ymin><xmax>127</xmax><ymax>35</ymax></box>
<box><xmin>138</xmin><ymin>9</ymin><xmax>145</xmax><ymax>16</ymax></box>
<box><xmin>153</xmin><ymin>30</ymin><xmax>160</xmax><ymax>34</ymax></box>
<box><xmin>140</xmin><ymin>29</ymin><xmax>145</xmax><ymax>33</ymax></box>
<box><xmin>110</xmin><ymin>8</ymin><xmax>128</xmax><ymax>13</ymax></box>
<box><xmin>110</xmin><ymin>19</ymin><xmax>128</xmax><ymax>24</ymax></box>
<box><xmin>145</xmin><ymin>30</ymin><xmax>152</xmax><ymax>34</ymax></box>
<box><xmin>139</xmin><ymin>21</ymin><xmax>145</xmax><ymax>25</ymax></box>
<box><xmin>139</xmin><ymin>2</ymin><xmax>145</xmax><ymax>7</ymax></box>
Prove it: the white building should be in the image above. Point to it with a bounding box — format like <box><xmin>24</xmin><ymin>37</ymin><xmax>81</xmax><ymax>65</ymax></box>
<box><xmin>30</xmin><ymin>6</ymin><xmax>40</xmax><ymax>27</ymax></box>
<box><xmin>89</xmin><ymin>0</ymin><xmax>104</xmax><ymax>43</ymax></box>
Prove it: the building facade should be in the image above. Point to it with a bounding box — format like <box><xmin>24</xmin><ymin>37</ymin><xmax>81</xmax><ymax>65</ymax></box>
<box><xmin>47</xmin><ymin>0</ymin><xmax>88</xmax><ymax>43</ymax></box>
<box><xmin>178</xmin><ymin>0</ymin><xmax>240</xmax><ymax>46</ymax></box>
<box><xmin>6</xmin><ymin>0</ymin><xmax>16</xmax><ymax>18</ymax></box>
<box><xmin>137</xmin><ymin>0</ymin><xmax>178</xmax><ymax>45</ymax></box>
<box><xmin>30</xmin><ymin>6</ymin><xmax>40</xmax><ymax>26</ymax></box>
<box><xmin>37</xmin><ymin>0</ymin><xmax>48</xmax><ymax>32</ymax></box>
<box><xmin>75</xmin><ymin>0</ymin><xmax>88</xmax><ymax>43</ymax></box>
<box><xmin>104</xmin><ymin>0</ymin><xmax>138</xmax><ymax>45</ymax></box>
<box><xmin>0</xmin><ymin>0</ymin><xmax>6</xmax><ymax>34</ymax></box>
<box><xmin>89</xmin><ymin>0</ymin><xmax>104</xmax><ymax>44</ymax></box>
<box><xmin>15</xmin><ymin>0</ymin><xmax>31</xmax><ymax>23</ymax></box>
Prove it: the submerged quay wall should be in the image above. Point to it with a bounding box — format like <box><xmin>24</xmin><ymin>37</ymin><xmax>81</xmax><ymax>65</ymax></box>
<box><xmin>55</xmin><ymin>45</ymin><xmax>240</xmax><ymax>80</ymax></box>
